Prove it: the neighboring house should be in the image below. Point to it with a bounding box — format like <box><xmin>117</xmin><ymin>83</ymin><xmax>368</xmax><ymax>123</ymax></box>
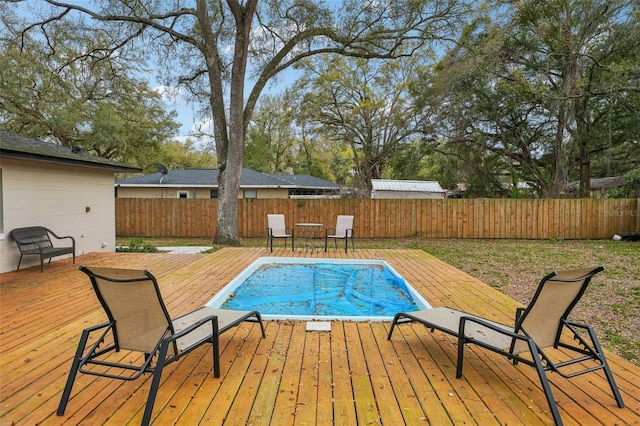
<box><xmin>371</xmin><ymin>179</ymin><xmax>447</xmax><ymax>199</ymax></box>
<box><xmin>0</xmin><ymin>130</ymin><xmax>141</xmax><ymax>273</ymax></box>
<box><xmin>563</xmin><ymin>177</ymin><xmax>626</xmax><ymax>198</ymax></box>
<box><xmin>115</xmin><ymin>168</ymin><xmax>341</xmax><ymax>199</ymax></box>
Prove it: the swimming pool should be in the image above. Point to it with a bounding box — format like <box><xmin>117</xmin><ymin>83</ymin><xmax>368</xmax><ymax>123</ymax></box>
<box><xmin>206</xmin><ymin>257</ymin><xmax>431</xmax><ymax>321</ymax></box>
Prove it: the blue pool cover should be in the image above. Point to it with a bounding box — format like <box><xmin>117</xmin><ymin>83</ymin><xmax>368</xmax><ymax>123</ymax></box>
<box><xmin>220</xmin><ymin>263</ymin><xmax>419</xmax><ymax>316</ymax></box>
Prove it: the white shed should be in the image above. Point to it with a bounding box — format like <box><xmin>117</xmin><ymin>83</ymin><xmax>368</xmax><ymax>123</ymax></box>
<box><xmin>371</xmin><ymin>179</ymin><xmax>447</xmax><ymax>199</ymax></box>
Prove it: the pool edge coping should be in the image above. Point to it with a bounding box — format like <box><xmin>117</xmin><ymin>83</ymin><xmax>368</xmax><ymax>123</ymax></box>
<box><xmin>205</xmin><ymin>256</ymin><xmax>432</xmax><ymax>322</ymax></box>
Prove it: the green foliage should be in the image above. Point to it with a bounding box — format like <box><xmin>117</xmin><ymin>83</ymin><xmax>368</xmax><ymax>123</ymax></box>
<box><xmin>410</xmin><ymin>0</ymin><xmax>640</xmax><ymax>198</ymax></box>
<box><xmin>153</xmin><ymin>140</ymin><xmax>217</xmax><ymax>173</ymax></box>
<box><xmin>0</xmin><ymin>11</ymin><xmax>180</xmax><ymax>168</ymax></box>
<box><xmin>245</xmin><ymin>93</ymin><xmax>296</xmax><ymax>173</ymax></box>
<box><xmin>329</xmin><ymin>141</ymin><xmax>356</xmax><ymax>186</ymax></box>
<box><xmin>294</xmin><ymin>54</ymin><xmax>427</xmax><ymax>193</ymax></box>
<box><xmin>244</xmin><ymin>128</ymin><xmax>276</xmax><ymax>173</ymax></box>
<box><xmin>116</xmin><ymin>239</ymin><xmax>158</xmax><ymax>253</ymax></box>
<box><xmin>608</xmin><ymin>169</ymin><xmax>640</xmax><ymax>198</ymax></box>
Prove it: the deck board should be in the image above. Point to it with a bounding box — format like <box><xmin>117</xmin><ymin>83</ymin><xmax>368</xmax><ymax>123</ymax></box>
<box><xmin>1</xmin><ymin>248</ymin><xmax>639</xmax><ymax>425</ymax></box>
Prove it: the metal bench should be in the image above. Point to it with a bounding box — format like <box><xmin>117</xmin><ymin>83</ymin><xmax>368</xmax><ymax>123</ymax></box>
<box><xmin>9</xmin><ymin>226</ymin><xmax>76</xmax><ymax>272</ymax></box>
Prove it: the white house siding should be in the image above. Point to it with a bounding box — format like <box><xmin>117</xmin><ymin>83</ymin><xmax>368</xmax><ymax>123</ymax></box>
<box><xmin>116</xmin><ymin>186</ymin><xmax>290</xmax><ymax>199</ymax></box>
<box><xmin>116</xmin><ymin>186</ymin><xmax>211</xmax><ymax>198</ymax></box>
<box><xmin>372</xmin><ymin>190</ymin><xmax>446</xmax><ymax>199</ymax></box>
<box><xmin>116</xmin><ymin>186</ymin><xmax>165</xmax><ymax>198</ymax></box>
<box><xmin>1</xmin><ymin>158</ymin><xmax>116</xmax><ymax>273</ymax></box>
<box><xmin>254</xmin><ymin>188</ymin><xmax>289</xmax><ymax>198</ymax></box>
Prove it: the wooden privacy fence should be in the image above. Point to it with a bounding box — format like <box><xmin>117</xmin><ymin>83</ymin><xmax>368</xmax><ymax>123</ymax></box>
<box><xmin>115</xmin><ymin>198</ymin><xmax>639</xmax><ymax>240</ymax></box>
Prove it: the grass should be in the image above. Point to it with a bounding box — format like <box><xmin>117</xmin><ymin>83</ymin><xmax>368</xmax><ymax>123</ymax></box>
<box><xmin>117</xmin><ymin>236</ymin><xmax>640</xmax><ymax>364</ymax></box>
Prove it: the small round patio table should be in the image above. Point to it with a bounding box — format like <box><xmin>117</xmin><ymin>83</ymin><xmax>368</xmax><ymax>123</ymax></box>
<box><xmin>296</xmin><ymin>223</ymin><xmax>323</xmax><ymax>253</ymax></box>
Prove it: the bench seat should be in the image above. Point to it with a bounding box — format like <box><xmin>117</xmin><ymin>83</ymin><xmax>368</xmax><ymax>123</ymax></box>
<box><xmin>10</xmin><ymin>226</ymin><xmax>76</xmax><ymax>272</ymax></box>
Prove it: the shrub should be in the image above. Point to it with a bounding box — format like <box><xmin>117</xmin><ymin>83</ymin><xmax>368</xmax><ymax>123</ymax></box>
<box><xmin>116</xmin><ymin>238</ymin><xmax>158</xmax><ymax>253</ymax></box>
<box><xmin>609</xmin><ymin>169</ymin><xmax>640</xmax><ymax>198</ymax></box>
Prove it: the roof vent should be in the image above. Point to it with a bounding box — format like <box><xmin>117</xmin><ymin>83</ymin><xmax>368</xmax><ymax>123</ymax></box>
<box><xmin>71</xmin><ymin>145</ymin><xmax>84</xmax><ymax>154</ymax></box>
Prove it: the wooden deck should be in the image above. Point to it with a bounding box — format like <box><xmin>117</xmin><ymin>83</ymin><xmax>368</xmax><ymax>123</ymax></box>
<box><xmin>1</xmin><ymin>248</ymin><xmax>639</xmax><ymax>425</ymax></box>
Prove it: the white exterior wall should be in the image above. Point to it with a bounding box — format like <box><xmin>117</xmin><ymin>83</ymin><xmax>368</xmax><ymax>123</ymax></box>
<box><xmin>254</xmin><ymin>188</ymin><xmax>288</xmax><ymax>198</ymax></box>
<box><xmin>371</xmin><ymin>190</ymin><xmax>446</xmax><ymax>199</ymax></box>
<box><xmin>1</xmin><ymin>158</ymin><xmax>117</xmax><ymax>273</ymax></box>
<box><xmin>116</xmin><ymin>186</ymin><xmax>166</xmax><ymax>198</ymax></box>
<box><xmin>116</xmin><ymin>186</ymin><xmax>290</xmax><ymax>199</ymax></box>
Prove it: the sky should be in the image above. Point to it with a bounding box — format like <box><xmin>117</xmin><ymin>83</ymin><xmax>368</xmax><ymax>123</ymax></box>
<box><xmin>154</xmin><ymin>91</ymin><xmax>194</xmax><ymax>138</ymax></box>
<box><xmin>155</xmin><ymin>66</ymin><xmax>297</xmax><ymax>149</ymax></box>
<box><xmin>11</xmin><ymin>0</ymin><xmax>292</xmax><ymax>148</ymax></box>
<box><xmin>150</xmin><ymin>76</ymin><xmax>211</xmax><ymax>145</ymax></box>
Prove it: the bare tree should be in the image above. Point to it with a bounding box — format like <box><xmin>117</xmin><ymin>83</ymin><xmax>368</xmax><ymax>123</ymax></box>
<box><xmin>24</xmin><ymin>0</ymin><xmax>466</xmax><ymax>244</ymax></box>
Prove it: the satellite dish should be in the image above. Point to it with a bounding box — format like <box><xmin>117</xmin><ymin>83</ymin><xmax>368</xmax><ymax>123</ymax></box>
<box><xmin>157</xmin><ymin>163</ymin><xmax>169</xmax><ymax>175</ymax></box>
<box><xmin>71</xmin><ymin>145</ymin><xmax>84</xmax><ymax>154</ymax></box>
<box><xmin>157</xmin><ymin>163</ymin><xmax>169</xmax><ymax>184</ymax></box>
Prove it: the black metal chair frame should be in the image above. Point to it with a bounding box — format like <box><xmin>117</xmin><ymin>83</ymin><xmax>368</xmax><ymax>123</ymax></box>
<box><xmin>56</xmin><ymin>266</ymin><xmax>265</xmax><ymax>426</ymax></box>
<box><xmin>266</xmin><ymin>214</ymin><xmax>295</xmax><ymax>252</ymax></box>
<box><xmin>324</xmin><ymin>215</ymin><xmax>355</xmax><ymax>253</ymax></box>
<box><xmin>10</xmin><ymin>226</ymin><xmax>75</xmax><ymax>272</ymax></box>
<box><xmin>387</xmin><ymin>266</ymin><xmax>624</xmax><ymax>426</ymax></box>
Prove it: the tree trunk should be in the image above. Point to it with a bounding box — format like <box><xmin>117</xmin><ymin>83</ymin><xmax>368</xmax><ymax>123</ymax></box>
<box><xmin>549</xmin><ymin>104</ymin><xmax>568</xmax><ymax>198</ymax></box>
<box><xmin>579</xmin><ymin>156</ymin><xmax>591</xmax><ymax>197</ymax></box>
<box><xmin>212</xmin><ymin>0</ymin><xmax>257</xmax><ymax>245</ymax></box>
<box><xmin>215</xmin><ymin>161</ymin><xmax>242</xmax><ymax>245</ymax></box>
<box><xmin>578</xmin><ymin>129</ymin><xmax>591</xmax><ymax>197</ymax></box>
<box><xmin>575</xmin><ymin>88</ymin><xmax>592</xmax><ymax>198</ymax></box>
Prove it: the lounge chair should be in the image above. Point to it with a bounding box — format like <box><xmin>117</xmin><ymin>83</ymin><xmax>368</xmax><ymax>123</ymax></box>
<box><xmin>324</xmin><ymin>215</ymin><xmax>354</xmax><ymax>253</ymax></box>
<box><xmin>57</xmin><ymin>266</ymin><xmax>265</xmax><ymax>426</ymax></box>
<box><xmin>387</xmin><ymin>266</ymin><xmax>624</xmax><ymax>426</ymax></box>
<box><xmin>266</xmin><ymin>214</ymin><xmax>294</xmax><ymax>252</ymax></box>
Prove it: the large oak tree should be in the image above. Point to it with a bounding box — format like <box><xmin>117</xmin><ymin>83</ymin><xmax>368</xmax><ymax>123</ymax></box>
<box><xmin>1</xmin><ymin>9</ymin><xmax>179</xmax><ymax>169</ymax></box>
<box><xmin>412</xmin><ymin>0</ymin><xmax>640</xmax><ymax>197</ymax></box>
<box><xmin>295</xmin><ymin>54</ymin><xmax>426</xmax><ymax>195</ymax></box>
<box><xmin>21</xmin><ymin>0</ymin><xmax>467</xmax><ymax>244</ymax></box>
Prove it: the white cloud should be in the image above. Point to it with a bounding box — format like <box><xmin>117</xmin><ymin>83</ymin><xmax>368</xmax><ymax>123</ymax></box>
<box><xmin>154</xmin><ymin>84</ymin><xmax>184</xmax><ymax>103</ymax></box>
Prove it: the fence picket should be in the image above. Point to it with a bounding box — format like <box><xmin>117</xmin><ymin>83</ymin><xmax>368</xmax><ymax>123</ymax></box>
<box><xmin>115</xmin><ymin>198</ymin><xmax>640</xmax><ymax>240</ymax></box>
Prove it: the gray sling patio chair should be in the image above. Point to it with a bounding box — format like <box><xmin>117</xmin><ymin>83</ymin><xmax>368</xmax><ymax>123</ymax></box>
<box><xmin>57</xmin><ymin>266</ymin><xmax>265</xmax><ymax>426</ymax></box>
<box><xmin>324</xmin><ymin>215</ymin><xmax>354</xmax><ymax>253</ymax></box>
<box><xmin>266</xmin><ymin>213</ymin><xmax>295</xmax><ymax>252</ymax></box>
<box><xmin>387</xmin><ymin>266</ymin><xmax>624</xmax><ymax>426</ymax></box>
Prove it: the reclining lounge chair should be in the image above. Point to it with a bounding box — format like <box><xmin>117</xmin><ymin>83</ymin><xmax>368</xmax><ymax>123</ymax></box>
<box><xmin>57</xmin><ymin>266</ymin><xmax>265</xmax><ymax>425</ymax></box>
<box><xmin>387</xmin><ymin>266</ymin><xmax>624</xmax><ymax>426</ymax></box>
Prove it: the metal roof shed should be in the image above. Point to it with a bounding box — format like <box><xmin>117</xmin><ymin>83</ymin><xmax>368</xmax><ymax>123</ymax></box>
<box><xmin>371</xmin><ymin>179</ymin><xmax>447</xmax><ymax>199</ymax></box>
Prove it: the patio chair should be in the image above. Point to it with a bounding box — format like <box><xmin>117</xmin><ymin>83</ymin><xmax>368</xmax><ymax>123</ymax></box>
<box><xmin>387</xmin><ymin>266</ymin><xmax>624</xmax><ymax>426</ymax></box>
<box><xmin>266</xmin><ymin>214</ymin><xmax>294</xmax><ymax>252</ymax></box>
<box><xmin>57</xmin><ymin>266</ymin><xmax>265</xmax><ymax>426</ymax></box>
<box><xmin>324</xmin><ymin>215</ymin><xmax>354</xmax><ymax>253</ymax></box>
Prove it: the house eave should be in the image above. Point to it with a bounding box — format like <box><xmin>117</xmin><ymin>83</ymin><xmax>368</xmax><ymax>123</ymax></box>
<box><xmin>115</xmin><ymin>184</ymin><xmax>316</xmax><ymax>189</ymax></box>
<box><xmin>1</xmin><ymin>148</ymin><xmax>141</xmax><ymax>173</ymax></box>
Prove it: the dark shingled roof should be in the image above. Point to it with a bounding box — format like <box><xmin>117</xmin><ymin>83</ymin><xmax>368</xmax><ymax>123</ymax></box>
<box><xmin>0</xmin><ymin>130</ymin><xmax>142</xmax><ymax>173</ymax></box>
<box><xmin>116</xmin><ymin>168</ymin><xmax>341</xmax><ymax>189</ymax></box>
